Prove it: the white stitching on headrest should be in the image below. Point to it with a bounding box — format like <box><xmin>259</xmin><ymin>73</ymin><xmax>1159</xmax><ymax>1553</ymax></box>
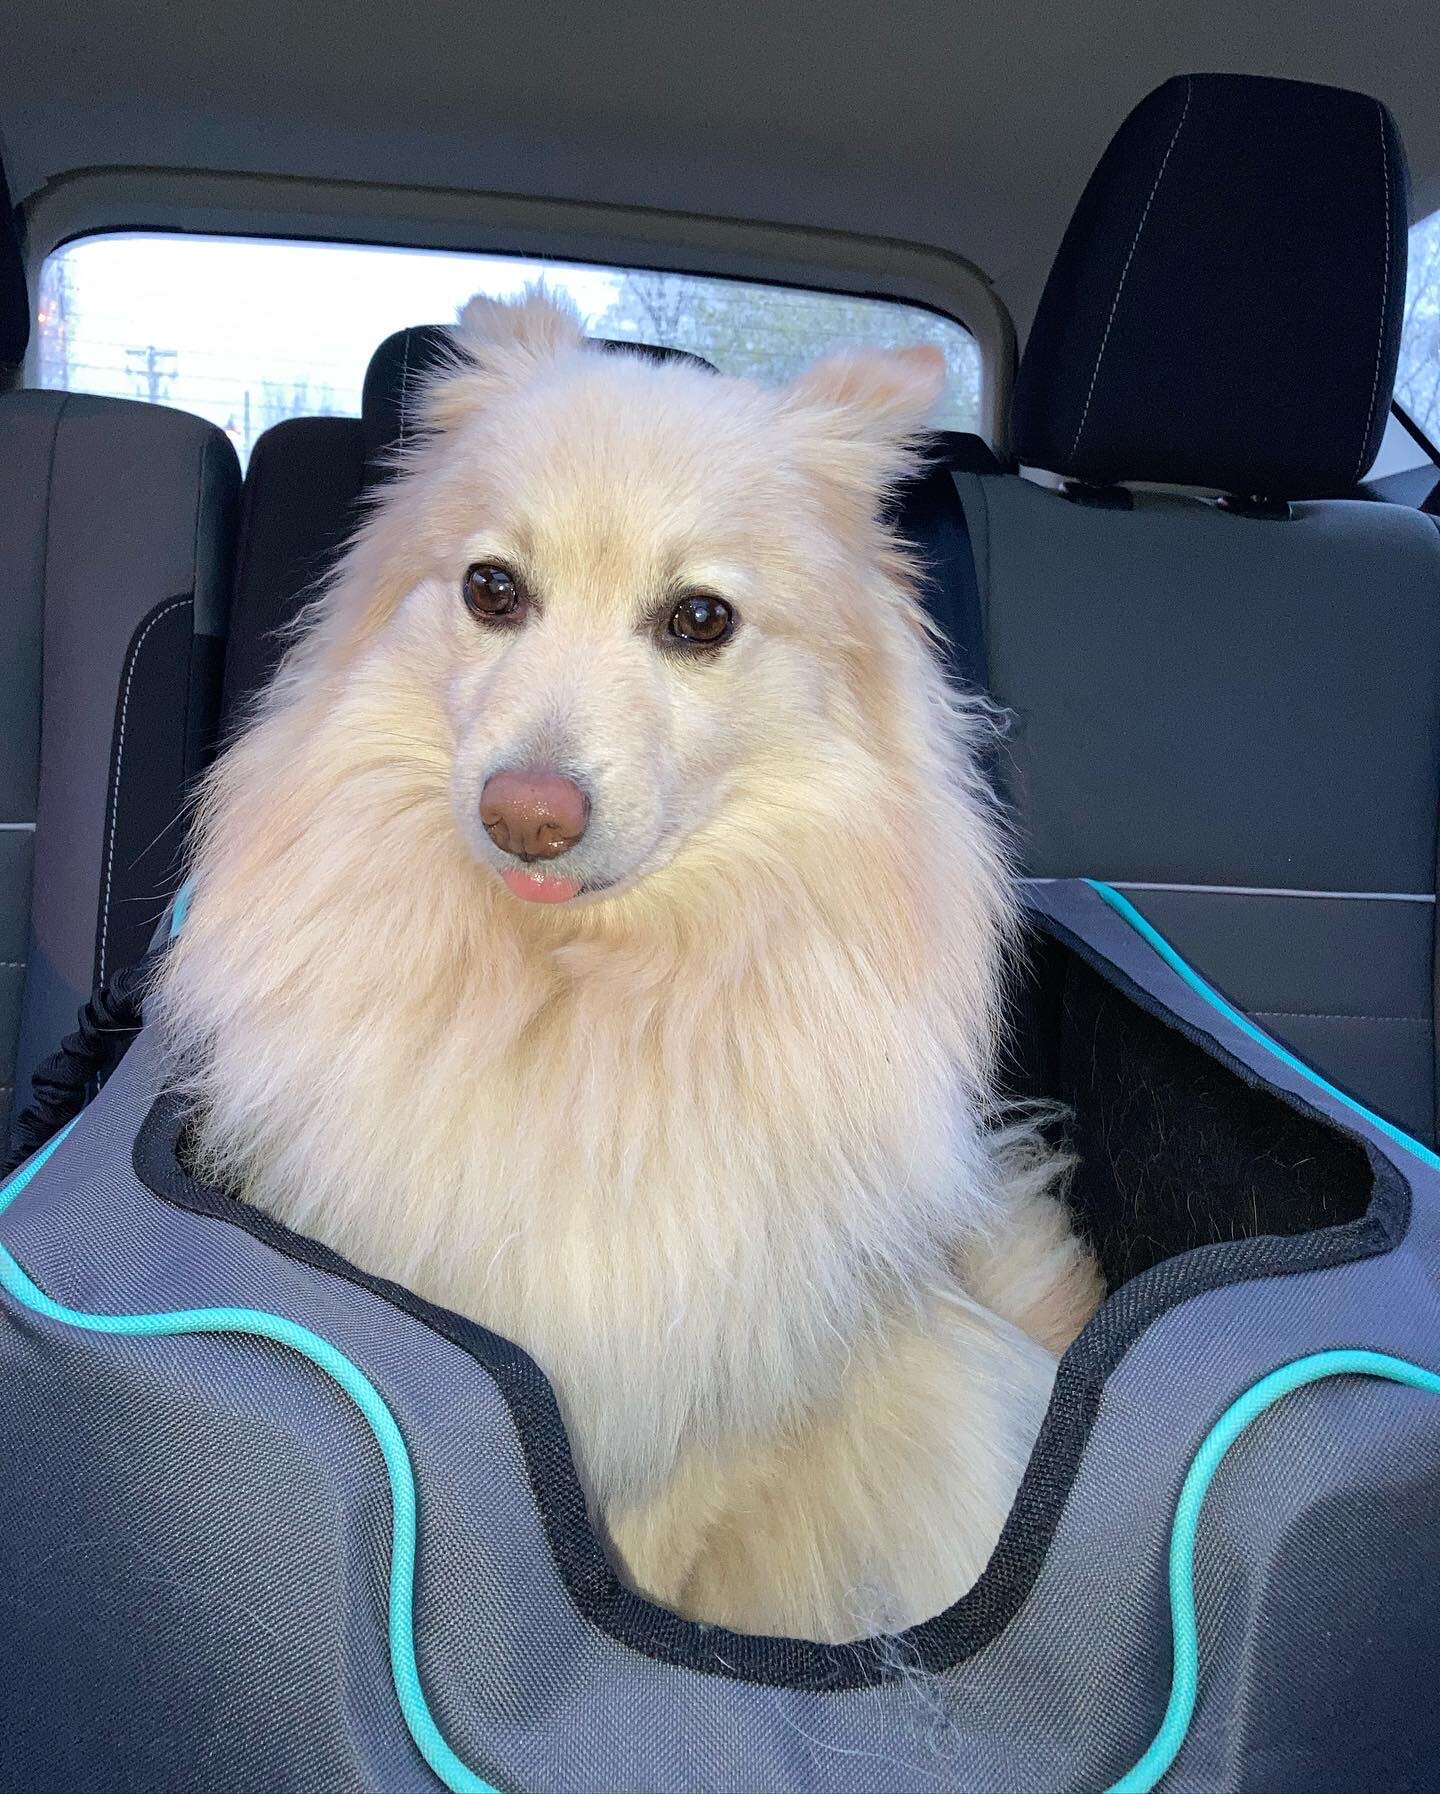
<box><xmin>1355</xmin><ymin>100</ymin><xmax>1392</xmax><ymax>486</ymax></box>
<box><xmin>1069</xmin><ymin>75</ymin><xmax>1193</xmax><ymax>468</ymax></box>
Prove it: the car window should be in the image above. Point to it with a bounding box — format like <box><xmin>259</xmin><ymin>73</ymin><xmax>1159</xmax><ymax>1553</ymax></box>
<box><xmin>1379</xmin><ymin>202</ymin><xmax>1440</xmax><ymax>475</ymax></box>
<box><xmin>34</xmin><ymin>232</ymin><xmax>983</xmax><ymax>467</ymax></box>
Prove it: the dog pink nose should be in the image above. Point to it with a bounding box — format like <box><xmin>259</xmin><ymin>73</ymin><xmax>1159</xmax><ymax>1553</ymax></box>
<box><xmin>480</xmin><ymin>769</ymin><xmax>590</xmax><ymax>862</ymax></box>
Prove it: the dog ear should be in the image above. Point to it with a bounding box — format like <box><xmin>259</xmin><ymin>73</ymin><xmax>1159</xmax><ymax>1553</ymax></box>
<box><xmin>781</xmin><ymin>345</ymin><xmax>947</xmax><ymax>497</ymax></box>
<box><xmin>421</xmin><ymin>287</ymin><xmax>586</xmax><ymax>432</ymax></box>
<box><xmin>454</xmin><ymin>287</ymin><xmax>586</xmax><ymax>363</ymax></box>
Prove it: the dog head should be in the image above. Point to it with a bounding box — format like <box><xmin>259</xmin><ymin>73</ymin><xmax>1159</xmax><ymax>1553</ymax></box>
<box><xmin>297</xmin><ymin>289</ymin><xmax>986</xmax><ymax>924</ymax></box>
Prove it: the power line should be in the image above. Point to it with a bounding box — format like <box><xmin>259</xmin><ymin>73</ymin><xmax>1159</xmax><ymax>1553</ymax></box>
<box><xmin>124</xmin><ymin>344</ymin><xmax>178</xmax><ymax>405</ymax></box>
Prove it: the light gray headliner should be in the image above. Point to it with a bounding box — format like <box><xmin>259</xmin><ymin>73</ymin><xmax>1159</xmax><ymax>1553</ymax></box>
<box><xmin>4</xmin><ymin>1</ymin><xmax>1440</xmax><ymax>334</ymax></box>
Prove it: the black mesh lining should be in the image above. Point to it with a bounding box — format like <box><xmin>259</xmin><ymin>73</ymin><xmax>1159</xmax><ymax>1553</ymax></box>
<box><xmin>1005</xmin><ymin>934</ymin><xmax>1377</xmax><ymax>1289</ymax></box>
<box><xmin>132</xmin><ymin>906</ymin><xmax>1411</xmax><ymax>1690</ymax></box>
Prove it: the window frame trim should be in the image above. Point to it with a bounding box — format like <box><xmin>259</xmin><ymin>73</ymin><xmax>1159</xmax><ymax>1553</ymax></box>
<box><xmin>21</xmin><ymin>165</ymin><xmax>1014</xmax><ymax>444</ymax></box>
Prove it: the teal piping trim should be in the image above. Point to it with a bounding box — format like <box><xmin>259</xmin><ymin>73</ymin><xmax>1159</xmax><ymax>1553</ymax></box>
<box><xmin>0</xmin><ymin>1128</ymin><xmax>502</xmax><ymax>1794</ymax></box>
<box><xmin>1088</xmin><ymin>881</ymin><xmax>1440</xmax><ymax>1786</ymax></box>
<box><xmin>169</xmin><ymin>876</ymin><xmax>195</xmax><ymax>939</ymax></box>
<box><xmin>1086</xmin><ymin>878</ymin><xmax>1440</xmax><ymax>1173</ymax></box>
<box><xmin>1102</xmin><ymin>1349</ymin><xmax>1440</xmax><ymax>1793</ymax></box>
<box><xmin>0</xmin><ymin>1118</ymin><xmax>78</xmax><ymax>1210</ymax></box>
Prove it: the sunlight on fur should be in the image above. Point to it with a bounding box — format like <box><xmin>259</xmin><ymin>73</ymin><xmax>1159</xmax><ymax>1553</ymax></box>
<box><xmin>154</xmin><ymin>287</ymin><xmax>1101</xmax><ymax>1644</ymax></box>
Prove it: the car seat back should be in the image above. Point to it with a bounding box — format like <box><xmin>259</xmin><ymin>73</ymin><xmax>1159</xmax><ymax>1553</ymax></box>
<box><xmin>965</xmin><ymin>73</ymin><xmax>1440</xmax><ymax>1142</ymax></box>
<box><xmin>1</xmin><ymin>390</ymin><xmax>238</xmax><ymax>1136</ymax></box>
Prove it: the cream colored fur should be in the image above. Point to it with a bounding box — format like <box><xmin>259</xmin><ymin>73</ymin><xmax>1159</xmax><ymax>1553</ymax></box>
<box><xmin>155</xmin><ymin>290</ymin><xmax>1100</xmax><ymax>1643</ymax></box>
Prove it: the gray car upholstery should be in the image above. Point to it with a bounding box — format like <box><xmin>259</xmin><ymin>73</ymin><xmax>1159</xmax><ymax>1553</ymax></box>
<box><xmin>967</xmin><ymin>474</ymin><xmax>1440</xmax><ymax>1139</ymax></box>
<box><xmin>1</xmin><ymin>391</ymin><xmax>238</xmax><ymax>1133</ymax></box>
<box><xmin>0</xmin><ymin>156</ymin><xmax>26</xmax><ymax>389</ymax></box>
<box><xmin>965</xmin><ymin>73</ymin><xmax>1440</xmax><ymax>1142</ymax></box>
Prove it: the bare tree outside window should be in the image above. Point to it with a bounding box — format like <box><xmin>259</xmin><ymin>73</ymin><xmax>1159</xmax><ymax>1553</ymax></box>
<box><xmin>34</xmin><ymin>255</ymin><xmax>74</xmax><ymax>388</ymax></box>
<box><xmin>600</xmin><ymin>270</ymin><xmax>982</xmax><ymax>428</ymax></box>
<box><xmin>608</xmin><ymin>272</ymin><xmax>693</xmax><ymax>350</ymax></box>
<box><xmin>1397</xmin><ymin>207</ymin><xmax>1440</xmax><ymax>437</ymax></box>
<box><xmin>256</xmin><ymin>376</ymin><xmax>337</xmax><ymax>438</ymax></box>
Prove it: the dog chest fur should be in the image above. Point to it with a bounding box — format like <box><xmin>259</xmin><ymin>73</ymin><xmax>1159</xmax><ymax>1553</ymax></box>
<box><xmin>166</xmin><ymin>785</ymin><xmax>1001</xmax><ymax>1514</ymax></box>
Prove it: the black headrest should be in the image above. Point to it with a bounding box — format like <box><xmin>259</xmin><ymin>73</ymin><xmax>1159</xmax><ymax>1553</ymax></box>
<box><xmin>361</xmin><ymin>324</ymin><xmax>715</xmax><ymax>479</ymax></box>
<box><xmin>0</xmin><ymin>150</ymin><xmax>29</xmax><ymax>377</ymax></box>
<box><xmin>1012</xmin><ymin>73</ymin><xmax>1409</xmax><ymax>498</ymax></box>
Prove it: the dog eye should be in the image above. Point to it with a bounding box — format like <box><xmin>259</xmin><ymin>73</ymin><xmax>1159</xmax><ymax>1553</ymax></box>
<box><xmin>463</xmin><ymin>563</ymin><xmax>525</xmax><ymax>622</ymax></box>
<box><xmin>668</xmin><ymin>593</ymin><xmax>735</xmax><ymax>647</ymax></box>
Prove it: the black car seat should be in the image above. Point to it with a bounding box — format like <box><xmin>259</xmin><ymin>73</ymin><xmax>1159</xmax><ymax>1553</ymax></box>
<box><xmin>1</xmin><ymin>217</ymin><xmax>239</xmax><ymax>1134</ymax></box>
<box><xmin>948</xmin><ymin>72</ymin><xmax>1440</xmax><ymax>1143</ymax></box>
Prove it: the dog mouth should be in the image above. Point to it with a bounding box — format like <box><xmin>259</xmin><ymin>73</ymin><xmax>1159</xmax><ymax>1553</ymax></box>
<box><xmin>500</xmin><ymin>866</ymin><xmax>584</xmax><ymax>904</ymax></box>
<box><xmin>497</xmin><ymin>865</ymin><xmax>617</xmax><ymax>905</ymax></box>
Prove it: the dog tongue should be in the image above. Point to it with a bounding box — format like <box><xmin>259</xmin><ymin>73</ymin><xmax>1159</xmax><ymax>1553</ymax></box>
<box><xmin>502</xmin><ymin>868</ymin><xmax>583</xmax><ymax>904</ymax></box>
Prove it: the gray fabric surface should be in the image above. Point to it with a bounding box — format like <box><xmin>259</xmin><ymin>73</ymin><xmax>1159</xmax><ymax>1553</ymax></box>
<box><xmin>1</xmin><ymin>881</ymin><xmax>1437</xmax><ymax>1792</ymax></box>
<box><xmin>0</xmin><ymin>399</ymin><xmax>48</xmax><ymax>818</ymax></box>
<box><xmin>971</xmin><ymin>480</ymin><xmax>1440</xmax><ymax>891</ymax></box>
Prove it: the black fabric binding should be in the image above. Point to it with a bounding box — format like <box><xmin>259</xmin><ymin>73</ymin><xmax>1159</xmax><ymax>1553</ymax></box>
<box><xmin>130</xmin><ymin>904</ymin><xmax>1412</xmax><ymax>1690</ymax></box>
<box><xmin>4</xmin><ymin>953</ymin><xmax>158</xmax><ymax>1176</ymax></box>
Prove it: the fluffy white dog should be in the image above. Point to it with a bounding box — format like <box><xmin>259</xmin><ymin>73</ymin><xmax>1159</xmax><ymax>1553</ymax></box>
<box><xmin>157</xmin><ymin>290</ymin><xmax>1099</xmax><ymax>1642</ymax></box>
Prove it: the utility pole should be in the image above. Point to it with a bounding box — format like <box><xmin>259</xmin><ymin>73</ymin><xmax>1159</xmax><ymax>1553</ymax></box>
<box><xmin>125</xmin><ymin>344</ymin><xmax>178</xmax><ymax>404</ymax></box>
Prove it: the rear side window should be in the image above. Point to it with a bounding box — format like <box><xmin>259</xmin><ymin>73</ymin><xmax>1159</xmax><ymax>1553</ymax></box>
<box><xmin>34</xmin><ymin>233</ymin><xmax>983</xmax><ymax>467</ymax></box>
<box><xmin>1375</xmin><ymin>204</ymin><xmax>1440</xmax><ymax>475</ymax></box>
<box><xmin>1397</xmin><ymin>204</ymin><xmax>1440</xmax><ymax>435</ymax></box>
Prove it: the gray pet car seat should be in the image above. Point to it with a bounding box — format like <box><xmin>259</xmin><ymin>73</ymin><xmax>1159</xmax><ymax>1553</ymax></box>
<box><xmin>2</xmin><ymin>877</ymin><xmax>1439</xmax><ymax>1793</ymax></box>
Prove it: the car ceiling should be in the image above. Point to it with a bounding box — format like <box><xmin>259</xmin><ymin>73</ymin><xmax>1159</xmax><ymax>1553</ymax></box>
<box><xmin>4</xmin><ymin>0</ymin><xmax>1439</xmax><ymax>334</ymax></box>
